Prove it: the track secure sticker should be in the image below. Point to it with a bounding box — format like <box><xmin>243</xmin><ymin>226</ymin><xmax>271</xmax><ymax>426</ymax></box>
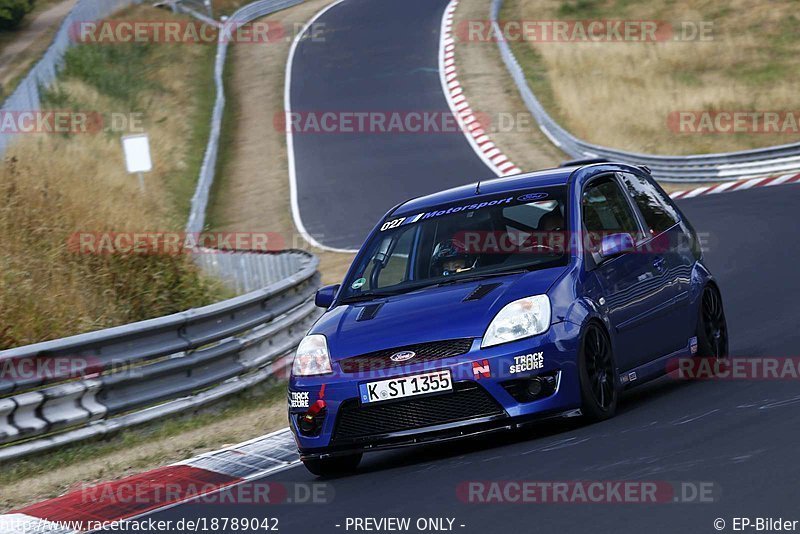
<box><xmin>289</xmin><ymin>391</ymin><xmax>310</xmax><ymax>409</ymax></box>
<box><xmin>509</xmin><ymin>352</ymin><xmax>544</xmax><ymax>374</ymax></box>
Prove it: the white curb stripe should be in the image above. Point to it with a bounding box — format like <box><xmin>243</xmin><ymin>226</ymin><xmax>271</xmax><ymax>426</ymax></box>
<box><xmin>669</xmin><ymin>173</ymin><xmax>800</xmax><ymax>200</ymax></box>
<box><xmin>708</xmin><ymin>181</ymin><xmax>738</xmax><ymax>194</ymax></box>
<box><xmin>734</xmin><ymin>176</ymin><xmax>769</xmax><ymax>190</ymax></box>
<box><xmin>683</xmin><ymin>186</ymin><xmax>711</xmax><ymax>198</ymax></box>
<box><xmin>766</xmin><ymin>173</ymin><xmax>795</xmax><ymax>186</ymax></box>
<box><xmin>437</xmin><ymin>0</ymin><xmax>519</xmax><ymax>178</ymax></box>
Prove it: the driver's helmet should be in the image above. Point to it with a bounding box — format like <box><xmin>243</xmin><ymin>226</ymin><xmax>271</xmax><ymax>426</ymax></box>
<box><xmin>431</xmin><ymin>238</ymin><xmax>474</xmax><ymax>276</ymax></box>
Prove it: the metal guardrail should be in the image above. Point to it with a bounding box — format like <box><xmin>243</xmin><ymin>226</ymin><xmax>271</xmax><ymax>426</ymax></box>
<box><xmin>183</xmin><ymin>0</ymin><xmax>304</xmax><ymax>237</ymax></box>
<box><xmin>180</xmin><ymin>0</ymin><xmax>307</xmax><ymax>293</ymax></box>
<box><xmin>0</xmin><ymin>0</ymin><xmax>144</xmax><ymax>155</ymax></box>
<box><xmin>0</xmin><ymin>2</ymin><xmax>325</xmax><ymax>463</ymax></box>
<box><xmin>0</xmin><ymin>250</ymin><xmax>320</xmax><ymax>462</ymax></box>
<box><xmin>490</xmin><ymin>0</ymin><xmax>800</xmax><ymax>182</ymax></box>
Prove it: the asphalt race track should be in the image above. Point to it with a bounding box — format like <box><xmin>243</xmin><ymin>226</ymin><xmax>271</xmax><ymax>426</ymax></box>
<box><xmin>136</xmin><ymin>0</ymin><xmax>800</xmax><ymax>530</ymax></box>
<box><xmin>135</xmin><ymin>174</ymin><xmax>800</xmax><ymax>534</ymax></box>
<box><xmin>288</xmin><ymin>0</ymin><xmax>493</xmax><ymax>250</ymax></box>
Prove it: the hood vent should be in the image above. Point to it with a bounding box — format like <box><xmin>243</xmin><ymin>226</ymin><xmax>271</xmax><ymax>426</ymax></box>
<box><xmin>356</xmin><ymin>303</ymin><xmax>384</xmax><ymax>322</ymax></box>
<box><xmin>463</xmin><ymin>283</ymin><xmax>502</xmax><ymax>302</ymax></box>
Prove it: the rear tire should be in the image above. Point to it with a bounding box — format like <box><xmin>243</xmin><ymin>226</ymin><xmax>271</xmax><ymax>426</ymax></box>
<box><xmin>696</xmin><ymin>285</ymin><xmax>728</xmax><ymax>359</ymax></box>
<box><xmin>578</xmin><ymin>322</ymin><xmax>619</xmax><ymax>422</ymax></box>
<box><xmin>302</xmin><ymin>453</ymin><xmax>362</xmax><ymax>477</ymax></box>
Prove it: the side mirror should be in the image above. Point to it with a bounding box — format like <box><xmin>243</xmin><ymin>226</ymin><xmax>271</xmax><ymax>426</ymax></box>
<box><xmin>600</xmin><ymin>233</ymin><xmax>635</xmax><ymax>260</ymax></box>
<box><xmin>314</xmin><ymin>284</ymin><xmax>340</xmax><ymax>308</ymax></box>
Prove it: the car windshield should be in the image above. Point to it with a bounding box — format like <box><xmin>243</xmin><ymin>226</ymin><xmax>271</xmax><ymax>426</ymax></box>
<box><xmin>340</xmin><ymin>186</ymin><xmax>569</xmax><ymax>301</ymax></box>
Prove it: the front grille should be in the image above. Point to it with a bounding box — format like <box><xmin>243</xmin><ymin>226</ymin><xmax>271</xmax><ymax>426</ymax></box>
<box><xmin>331</xmin><ymin>382</ymin><xmax>505</xmax><ymax>443</ymax></box>
<box><xmin>338</xmin><ymin>338</ymin><xmax>473</xmax><ymax>373</ymax></box>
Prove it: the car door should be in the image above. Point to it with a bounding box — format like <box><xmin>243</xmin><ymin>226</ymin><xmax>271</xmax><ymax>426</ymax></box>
<box><xmin>582</xmin><ymin>174</ymin><xmax>675</xmax><ymax>371</ymax></box>
<box><xmin>618</xmin><ymin>171</ymin><xmax>693</xmax><ymax>358</ymax></box>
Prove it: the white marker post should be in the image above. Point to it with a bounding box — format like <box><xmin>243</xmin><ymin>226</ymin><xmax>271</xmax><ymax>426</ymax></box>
<box><xmin>121</xmin><ymin>134</ymin><xmax>153</xmax><ymax>193</ymax></box>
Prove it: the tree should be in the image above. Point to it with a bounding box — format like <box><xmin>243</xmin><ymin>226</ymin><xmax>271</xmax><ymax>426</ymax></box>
<box><xmin>0</xmin><ymin>0</ymin><xmax>36</xmax><ymax>31</ymax></box>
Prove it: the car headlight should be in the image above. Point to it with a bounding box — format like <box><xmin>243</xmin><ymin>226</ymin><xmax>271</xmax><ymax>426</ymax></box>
<box><xmin>292</xmin><ymin>334</ymin><xmax>333</xmax><ymax>376</ymax></box>
<box><xmin>482</xmin><ymin>295</ymin><xmax>551</xmax><ymax>348</ymax></box>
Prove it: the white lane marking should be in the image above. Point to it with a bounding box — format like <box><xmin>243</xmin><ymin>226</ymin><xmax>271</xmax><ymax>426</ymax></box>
<box><xmin>521</xmin><ymin>436</ymin><xmax>588</xmax><ymax>455</ymax></box>
<box><xmin>285</xmin><ymin>0</ymin><xmax>358</xmax><ymax>253</ymax></box>
<box><xmin>539</xmin><ymin>436</ymin><xmax>590</xmax><ymax>451</ymax></box>
<box><xmin>671</xmin><ymin>408</ymin><xmax>719</xmax><ymax>425</ymax></box>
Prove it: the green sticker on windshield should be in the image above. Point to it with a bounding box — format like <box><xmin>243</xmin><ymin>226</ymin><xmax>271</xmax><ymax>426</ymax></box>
<box><xmin>351</xmin><ymin>277</ymin><xmax>366</xmax><ymax>290</ymax></box>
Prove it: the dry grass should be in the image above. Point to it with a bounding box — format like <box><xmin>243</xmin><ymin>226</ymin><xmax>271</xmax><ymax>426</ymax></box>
<box><xmin>0</xmin><ymin>0</ymin><xmax>346</xmax><ymax>511</ymax></box>
<box><xmin>209</xmin><ymin>0</ymin><xmax>354</xmax><ymax>284</ymax></box>
<box><xmin>0</xmin><ymin>5</ymin><xmax>225</xmax><ymax>348</ymax></box>
<box><xmin>502</xmin><ymin>0</ymin><xmax>800</xmax><ymax>154</ymax></box>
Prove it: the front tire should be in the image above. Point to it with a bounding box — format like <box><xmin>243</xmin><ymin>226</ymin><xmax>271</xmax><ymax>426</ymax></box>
<box><xmin>302</xmin><ymin>453</ymin><xmax>362</xmax><ymax>477</ymax></box>
<box><xmin>578</xmin><ymin>322</ymin><xmax>619</xmax><ymax>422</ymax></box>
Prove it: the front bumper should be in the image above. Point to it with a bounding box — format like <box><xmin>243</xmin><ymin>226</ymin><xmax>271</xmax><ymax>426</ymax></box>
<box><xmin>288</xmin><ymin>320</ymin><xmax>583</xmax><ymax>457</ymax></box>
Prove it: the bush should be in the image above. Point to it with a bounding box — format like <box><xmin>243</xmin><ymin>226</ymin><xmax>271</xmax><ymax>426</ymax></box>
<box><xmin>0</xmin><ymin>0</ymin><xmax>35</xmax><ymax>31</ymax></box>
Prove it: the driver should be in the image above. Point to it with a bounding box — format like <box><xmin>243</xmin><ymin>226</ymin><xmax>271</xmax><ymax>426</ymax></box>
<box><xmin>431</xmin><ymin>238</ymin><xmax>476</xmax><ymax>276</ymax></box>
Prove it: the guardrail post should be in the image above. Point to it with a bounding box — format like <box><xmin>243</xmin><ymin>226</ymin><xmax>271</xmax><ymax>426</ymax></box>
<box><xmin>82</xmin><ymin>379</ymin><xmax>108</xmax><ymax>421</ymax></box>
<box><xmin>11</xmin><ymin>391</ymin><xmax>47</xmax><ymax>438</ymax></box>
<box><xmin>41</xmin><ymin>383</ymin><xmax>92</xmax><ymax>431</ymax></box>
<box><xmin>0</xmin><ymin>398</ymin><xmax>19</xmax><ymax>444</ymax></box>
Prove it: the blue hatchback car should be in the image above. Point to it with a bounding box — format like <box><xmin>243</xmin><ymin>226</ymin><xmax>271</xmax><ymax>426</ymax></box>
<box><xmin>288</xmin><ymin>161</ymin><xmax>728</xmax><ymax>476</ymax></box>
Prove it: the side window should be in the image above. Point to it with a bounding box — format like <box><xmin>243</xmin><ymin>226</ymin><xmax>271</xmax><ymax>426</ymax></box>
<box><xmin>582</xmin><ymin>176</ymin><xmax>640</xmax><ymax>236</ymax></box>
<box><xmin>620</xmin><ymin>172</ymin><xmax>680</xmax><ymax>236</ymax></box>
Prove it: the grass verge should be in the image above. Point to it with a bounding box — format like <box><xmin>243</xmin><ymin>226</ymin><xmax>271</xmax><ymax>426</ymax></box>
<box><xmin>0</xmin><ymin>5</ymin><xmax>229</xmax><ymax>349</ymax></box>
<box><xmin>0</xmin><ymin>0</ymin><xmax>341</xmax><ymax>512</ymax></box>
<box><xmin>500</xmin><ymin>0</ymin><xmax>800</xmax><ymax>154</ymax></box>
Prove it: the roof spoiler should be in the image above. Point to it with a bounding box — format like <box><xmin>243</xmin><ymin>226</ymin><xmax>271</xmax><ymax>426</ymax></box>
<box><xmin>559</xmin><ymin>157</ymin><xmax>611</xmax><ymax>167</ymax></box>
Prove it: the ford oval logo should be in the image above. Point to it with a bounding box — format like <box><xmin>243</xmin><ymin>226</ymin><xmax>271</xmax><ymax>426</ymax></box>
<box><xmin>390</xmin><ymin>350</ymin><xmax>416</xmax><ymax>362</ymax></box>
<box><xmin>517</xmin><ymin>192</ymin><xmax>549</xmax><ymax>202</ymax></box>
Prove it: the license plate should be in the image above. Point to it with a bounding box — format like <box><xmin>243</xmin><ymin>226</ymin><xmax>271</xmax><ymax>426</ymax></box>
<box><xmin>359</xmin><ymin>370</ymin><xmax>453</xmax><ymax>404</ymax></box>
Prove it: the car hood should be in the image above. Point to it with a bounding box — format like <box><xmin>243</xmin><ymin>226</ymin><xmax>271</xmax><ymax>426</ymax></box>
<box><xmin>311</xmin><ymin>266</ymin><xmax>567</xmax><ymax>360</ymax></box>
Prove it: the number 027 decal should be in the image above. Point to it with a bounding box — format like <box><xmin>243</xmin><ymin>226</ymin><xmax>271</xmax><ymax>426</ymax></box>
<box><xmin>380</xmin><ymin>217</ymin><xmax>406</xmax><ymax>232</ymax></box>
